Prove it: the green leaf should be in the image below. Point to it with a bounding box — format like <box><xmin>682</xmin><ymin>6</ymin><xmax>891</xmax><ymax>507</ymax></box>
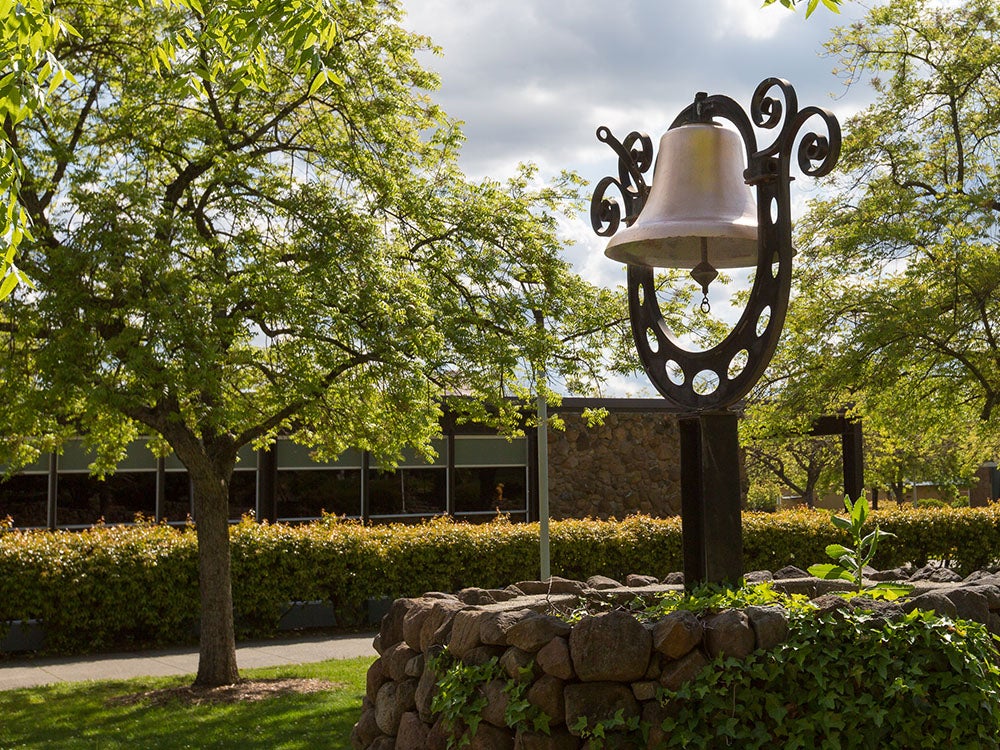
<box><xmin>831</xmin><ymin>515</ymin><xmax>852</xmax><ymax>532</ymax></box>
<box><xmin>807</xmin><ymin>564</ymin><xmax>854</xmax><ymax>582</ymax></box>
<box><xmin>0</xmin><ymin>267</ymin><xmax>19</xmax><ymax>298</ymax></box>
<box><xmin>825</xmin><ymin>543</ymin><xmax>853</xmax><ymax>560</ymax></box>
<box><xmin>307</xmin><ymin>70</ymin><xmax>327</xmax><ymax>97</ymax></box>
<box><xmin>868</xmin><ymin>582</ymin><xmax>913</xmax><ymax>601</ymax></box>
<box><xmin>852</xmin><ymin>496</ymin><xmax>869</xmax><ymax>527</ymax></box>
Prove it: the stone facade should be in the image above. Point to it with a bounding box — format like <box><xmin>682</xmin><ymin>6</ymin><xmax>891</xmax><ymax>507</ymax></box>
<box><xmin>548</xmin><ymin>409</ymin><xmax>680</xmax><ymax>520</ymax></box>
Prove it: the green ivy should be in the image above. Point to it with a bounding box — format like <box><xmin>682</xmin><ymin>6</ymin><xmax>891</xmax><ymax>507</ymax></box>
<box><xmin>428</xmin><ymin>651</ymin><xmax>503</xmax><ymax>748</ymax></box>
<box><xmin>569</xmin><ymin>708</ymin><xmax>644</xmax><ymax>748</ymax></box>
<box><xmin>658</xmin><ymin>607</ymin><xmax>1000</xmax><ymax>748</ymax></box>
<box><xmin>642</xmin><ymin>581</ymin><xmax>813</xmax><ymax>620</ymax></box>
<box><xmin>502</xmin><ymin>665</ymin><xmax>552</xmax><ymax>735</ymax></box>
<box><xmin>424</xmin><ymin>586</ymin><xmax>1000</xmax><ymax>749</ymax></box>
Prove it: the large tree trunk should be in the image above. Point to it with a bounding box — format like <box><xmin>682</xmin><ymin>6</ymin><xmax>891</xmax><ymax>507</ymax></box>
<box><xmin>190</xmin><ymin>467</ymin><xmax>240</xmax><ymax>687</ymax></box>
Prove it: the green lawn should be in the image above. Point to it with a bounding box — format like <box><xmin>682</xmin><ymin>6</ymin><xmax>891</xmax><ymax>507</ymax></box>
<box><xmin>0</xmin><ymin>656</ymin><xmax>376</xmax><ymax>750</ymax></box>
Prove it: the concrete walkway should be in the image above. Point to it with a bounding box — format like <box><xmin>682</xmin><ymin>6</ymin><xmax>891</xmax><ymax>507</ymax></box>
<box><xmin>0</xmin><ymin>631</ymin><xmax>378</xmax><ymax>691</ymax></box>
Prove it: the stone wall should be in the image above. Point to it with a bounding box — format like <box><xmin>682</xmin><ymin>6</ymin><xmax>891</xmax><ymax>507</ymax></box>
<box><xmin>352</xmin><ymin>568</ymin><xmax>1000</xmax><ymax>750</ymax></box>
<box><xmin>548</xmin><ymin>410</ymin><xmax>680</xmax><ymax>520</ymax></box>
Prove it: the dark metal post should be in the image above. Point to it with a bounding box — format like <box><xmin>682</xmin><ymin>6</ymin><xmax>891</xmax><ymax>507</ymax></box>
<box><xmin>46</xmin><ymin>451</ymin><xmax>58</xmax><ymax>530</ymax></box>
<box><xmin>361</xmin><ymin>451</ymin><xmax>371</xmax><ymax>523</ymax></box>
<box><xmin>155</xmin><ymin>456</ymin><xmax>166</xmax><ymax>522</ymax></box>
<box><xmin>842</xmin><ymin>418</ymin><xmax>864</xmax><ymax>502</ymax></box>
<box><xmin>810</xmin><ymin>412</ymin><xmax>866</xmax><ymax>503</ymax></box>
<box><xmin>256</xmin><ymin>445</ymin><xmax>277</xmax><ymax>523</ymax></box>
<box><xmin>679</xmin><ymin>412</ymin><xmax>743</xmax><ymax>587</ymax></box>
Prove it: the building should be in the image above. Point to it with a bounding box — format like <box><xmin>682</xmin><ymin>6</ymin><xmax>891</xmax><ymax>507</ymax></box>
<box><xmin>0</xmin><ymin>399</ymin><xmax>683</xmax><ymax>529</ymax></box>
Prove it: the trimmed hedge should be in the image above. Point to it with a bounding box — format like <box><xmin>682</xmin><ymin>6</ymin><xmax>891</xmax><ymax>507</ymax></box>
<box><xmin>3</xmin><ymin>505</ymin><xmax>1000</xmax><ymax>654</ymax></box>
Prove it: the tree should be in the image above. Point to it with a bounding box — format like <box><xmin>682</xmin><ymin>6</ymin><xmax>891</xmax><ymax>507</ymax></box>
<box><xmin>0</xmin><ymin>0</ymin><xmax>632</xmax><ymax>686</ymax></box>
<box><xmin>1</xmin><ymin>0</ymin><xmax>384</xmax><ymax>299</ymax></box>
<box><xmin>787</xmin><ymin>0</ymin><xmax>1000</xmax><ymax>436</ymax></box>
<box><xmin>744</xmin><ymin>0</ymin><xmax>1000</xmax><ymax>508</ymax></box>
<box><xmin>1</xmin><ymin>0</ymin><xmax>76</xmax><ymax>297</ymax></box>
<box><xmin>743</xmin><ymin>416</ymin><xmax>841</xmax><ymax>508</ymax></box>
<box><xmin>856</xmin><ymin>384</ymin><xmax>986</xmax><ymax>504</ymax></box>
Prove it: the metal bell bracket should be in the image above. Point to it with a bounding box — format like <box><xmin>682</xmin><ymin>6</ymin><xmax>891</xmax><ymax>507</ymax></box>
<box><xmin>591</xmin><ymin>77</ymin><xmax>841</xmax><ymax>410</ymax></box>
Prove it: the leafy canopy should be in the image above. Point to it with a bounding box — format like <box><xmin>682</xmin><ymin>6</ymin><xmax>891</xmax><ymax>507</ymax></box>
<box><xmin>0</xmin><ymin>0</ymin><xmax>635</xmax><ymax>686</ymax></box>
<box><xmin>746</xmin><ymin>0</ymin><xmax>1000</xmax><ymax>497</ymax></box>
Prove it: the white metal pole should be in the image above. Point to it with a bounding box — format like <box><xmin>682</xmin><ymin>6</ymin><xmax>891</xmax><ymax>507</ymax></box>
<box><xmin>538</xmin><ymin>388</ymin><xmax>550</xmax><ymax>580</ymax></box>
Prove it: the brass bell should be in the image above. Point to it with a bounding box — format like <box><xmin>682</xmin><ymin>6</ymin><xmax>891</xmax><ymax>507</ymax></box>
<box><xmin>604</xmin><ymin>123</ymin><xmax>758</xmax><ymax>271</ymax></box>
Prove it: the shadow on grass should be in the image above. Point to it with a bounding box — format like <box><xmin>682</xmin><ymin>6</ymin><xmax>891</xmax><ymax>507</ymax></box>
<box><xmin>0</xmin><ymin>657</ymin><xmax>374</xmax><ymax>750</ymax></box>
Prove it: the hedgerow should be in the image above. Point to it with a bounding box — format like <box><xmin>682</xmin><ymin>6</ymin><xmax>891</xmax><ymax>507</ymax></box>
<box><xmin>3</xmin><ymin>505</ymin><xmax>1000</xmax><ymax>654</ymax></box>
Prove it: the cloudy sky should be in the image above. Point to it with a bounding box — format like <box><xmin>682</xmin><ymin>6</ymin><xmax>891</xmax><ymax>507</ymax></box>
<box><xmin>401</xmin><ymin>0</ymin><xmax>876</xmax><ymax>272</ymax></box>
<box><xmin>399</xmin><ymin>0</ymin><xmax>876</xmax><ymax>393</ymax></box>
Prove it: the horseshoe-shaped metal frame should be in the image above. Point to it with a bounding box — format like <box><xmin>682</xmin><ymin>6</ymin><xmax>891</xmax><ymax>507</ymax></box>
<box><xmin>591</xmin><ymin>78</ymin><xmax>841</xmax><ymax>410</ymax></box>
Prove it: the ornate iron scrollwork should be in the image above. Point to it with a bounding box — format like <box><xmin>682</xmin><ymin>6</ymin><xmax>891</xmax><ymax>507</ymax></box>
<box><xmin>593</xmin><ymin>78</ymin><xmax>841</xmax><ymax>410</ymax></box>
<box><xmin>590</xmin><ymin>129</ymin><xmax>654</xmax><ymax>237</ymax></box>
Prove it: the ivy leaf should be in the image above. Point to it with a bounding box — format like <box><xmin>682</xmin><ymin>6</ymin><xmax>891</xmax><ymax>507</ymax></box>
<box><xmin>532</xmin><ymin>713</ymin><xmax>551</xmax><ymax>734</ymax></box>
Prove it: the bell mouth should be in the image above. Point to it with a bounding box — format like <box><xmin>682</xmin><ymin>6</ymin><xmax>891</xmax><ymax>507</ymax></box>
<box><xmin>604</xmin><ymin>228</ymin><xmax>758</xmax><ymax>269</ymax></box>
<box><xmin>604</xmin><ymin>122</ymin><xmax>758</xmax><ymax>270</ymax></box>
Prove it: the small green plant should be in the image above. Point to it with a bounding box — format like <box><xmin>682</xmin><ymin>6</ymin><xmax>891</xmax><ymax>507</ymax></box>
<box><xmin>642</xmin><ymin>582</ymin><xmax>812</xmax><ymax>621</ymax></box>
<box><xmin>807</xmin><ymin>495</ymin><xmax>911</xmax><ymax>599</ymax></box>
<box><xmin>569</xmin><ymin>708</ymin><xmax>644</xmax><ymax>748</ymax></box>
<box><xmin>428</xmin><ymin>651</ymin><xmax>503</xmax><ymax>748</ymax></box>
<box><xmin>502</xmin><ymin>668</ymin><xmax>551</xmax><ymax>735</ymax></box>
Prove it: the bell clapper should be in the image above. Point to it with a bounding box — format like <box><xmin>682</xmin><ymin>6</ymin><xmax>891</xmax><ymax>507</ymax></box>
<box><xmin>690</xmin><ymin>237</ymin><xmax>718</xmax><ymax>314</ymax></box>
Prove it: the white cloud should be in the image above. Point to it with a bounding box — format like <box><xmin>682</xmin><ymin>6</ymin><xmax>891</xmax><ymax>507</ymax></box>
<box><xmin>400</xmin><ymin>0</ymin><xmax>875</xmax><ymax>391</ymax></box>
<box><xmin>712</xmin><ymin>0</ymin><xmax>796</xmax><ymax>41</ymax></box>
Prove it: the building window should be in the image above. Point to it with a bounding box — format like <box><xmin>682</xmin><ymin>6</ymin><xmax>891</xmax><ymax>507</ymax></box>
<box><xmin>276</xmin><ymin>469</ymin><xmax>362</xmax><ymax>519</ymax></box>
<box><xmin>368</xmin><ymin>441</ymin><xmax>447</xmax><ymax>518</ymax></box>
<box><xmin>55</xmin><ymin>439</ymin><xmax>158</xmax><ymax>526</ymax></box>
<box><xmin>0</xmin><ymin>474</ymin><xmax>48</xmax><ymax>527</ymax></box>
<box><xmin>57</xmin><ymin>472</ymin><xmax>156</xmax><ymax>526</ymax></box>
<box><xmin>453</xmin><ymin>436</ymin><xmax>528</xmax><ymax>519</ymax></box>
<box><xmin>1</xmin><ymin>431</ymin><xmax>534</xmax><ymax>527</ymax></box>
<box><xmin>274</xmin><ymin>441</ymin><xmax>364</xmax><ymax>520</ymax></box>
<box><xmin>369</xmin><ymin>467</ymin><xmax>448</xmax><ymax>516</ymax></box>
<box><xmin>161</xmin><ymin>471</ymin><xmax>192</xmax><ymax>522</ymax></box>
<box><xmin>228</xmin><ymin>471</ymin><xmax>257</xmax><ymax>520</ymax></box>
<box><xmin>453</xmin><ymin>466</ymin><xmax>527</xmax><ymax>516</ymax></box>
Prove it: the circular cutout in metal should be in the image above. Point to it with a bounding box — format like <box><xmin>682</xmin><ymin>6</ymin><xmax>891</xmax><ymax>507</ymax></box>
<box><xmin>646</xmin><ymin>327</ymin><xmax>659</xmax><ymax>354</ymax></box>
<box><xmin>666</xmin><ymin>360</ymin><xmax>685</xmax><ymax>386</ymax></box>
<box><xmin>728</xmin><ymin>349</ymin><xmax>749</xmax><ymax>380</ymax></box>
<box><xmin>693</xmin><ymin>369</ymin><xmax>720</xmax><ymax>395</ymax></box>
<box><xmin>756</xmin><ymin>306</ymin><xmax>771</xmax><ymax>338</ymax></box>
